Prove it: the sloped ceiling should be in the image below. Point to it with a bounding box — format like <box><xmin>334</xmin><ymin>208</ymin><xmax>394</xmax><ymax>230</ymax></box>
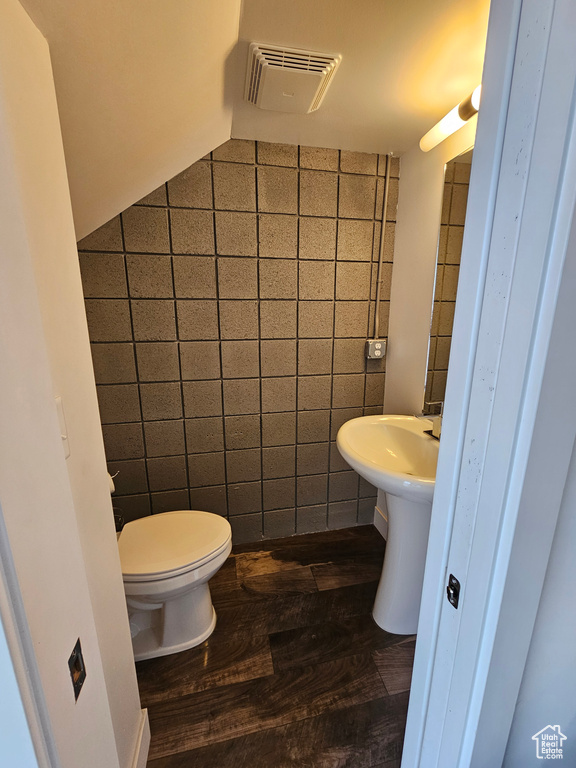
<box><xmin>19</xmin><ymin>0</ymin><xmax>489</xmax><ymax>239</ymax></box>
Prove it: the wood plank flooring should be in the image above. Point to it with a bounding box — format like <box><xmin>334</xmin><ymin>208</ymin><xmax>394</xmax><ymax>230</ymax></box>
<box><xmin>137</xmin><ymin>525</ymin><xmax>415</xmax><ymax>768</ymax></box>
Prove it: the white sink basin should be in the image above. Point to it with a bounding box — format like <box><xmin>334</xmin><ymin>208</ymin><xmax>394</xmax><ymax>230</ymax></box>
<box><xmin>336</xmin><ymin>414</ymin><xmax>439</xmax><ymax>502</ymax></box>
<box><xmin>336</xmin><ymin>414</ymin><xmax>440</xmax><ymax>635</ymax></box>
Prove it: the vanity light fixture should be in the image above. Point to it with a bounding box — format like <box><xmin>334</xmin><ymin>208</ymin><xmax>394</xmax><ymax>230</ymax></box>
<box><xmin>419</xmin><ymin>85</ymin><xmax>482</xmax><ymax>152</ymax></box>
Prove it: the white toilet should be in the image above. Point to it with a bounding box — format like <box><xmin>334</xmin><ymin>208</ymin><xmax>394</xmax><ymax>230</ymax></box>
<box><xmin>118</xmin><ymin>509</ymin><xmax>232</xmax><ymax>661</ymax></box>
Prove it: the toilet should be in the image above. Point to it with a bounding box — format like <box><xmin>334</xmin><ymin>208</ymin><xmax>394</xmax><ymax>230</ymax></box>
<box><xmin>118</xmin><ymin>509</ymin><xmax>232</xmax><ymax>661</ymax></box>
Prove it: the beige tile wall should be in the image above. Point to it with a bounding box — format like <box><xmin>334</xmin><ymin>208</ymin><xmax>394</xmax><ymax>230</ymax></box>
<box><xmin>426</xmin><ymin>158</ymin><xmax>469</xmax><ymax>406</ymax></box>
<box><xmin>78</xmin><ymin>140</ymin><xmax>398</xmax><ymax>543</ymax></box>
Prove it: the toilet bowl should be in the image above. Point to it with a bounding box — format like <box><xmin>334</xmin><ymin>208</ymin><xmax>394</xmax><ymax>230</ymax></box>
<box><xmin>118</xmin><ymin>509</ymin><xmax>232</xmax><ymax>661</ymax></box>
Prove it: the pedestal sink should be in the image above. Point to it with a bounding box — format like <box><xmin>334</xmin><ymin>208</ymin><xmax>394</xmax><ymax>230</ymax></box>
<box><xmin>337</xmin><ymin>414</ymin><xmax>439</xmax><ymax>634</ymax></box>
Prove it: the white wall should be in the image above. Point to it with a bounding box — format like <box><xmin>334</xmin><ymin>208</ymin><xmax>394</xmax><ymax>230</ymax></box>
<box><xmin>503</xmin><ymin>440</ymin><xmax>576</xmax><ymax>766</ymax></box>
<box><xmin>0</xmin><ymin>1</ymin><xmax>146</xmax><ymax>766</ymax></box>
<box><xmin>384</xmin><ymin>117</ymin><xmax>477</xmax><ymax>416</ymax></box>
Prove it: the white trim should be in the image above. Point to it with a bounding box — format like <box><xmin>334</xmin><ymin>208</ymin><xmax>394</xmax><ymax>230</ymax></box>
<box><xmin>373</xmin><ymin>504</ymin><xmax>388</xmax><ymax>540</ymax></box>
<box><xmin>130</xmin><ymin>710</ymin><xmax>150</xmax><ymax>768</ymax></box>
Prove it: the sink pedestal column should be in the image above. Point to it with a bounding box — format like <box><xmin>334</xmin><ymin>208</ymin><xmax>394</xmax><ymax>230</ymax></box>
<box><xmin>372</xmin><ymin>493</ymin><xmax>433</xmax><ymax>635</ymax></box>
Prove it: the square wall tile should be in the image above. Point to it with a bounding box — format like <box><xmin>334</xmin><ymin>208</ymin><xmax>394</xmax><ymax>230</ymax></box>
<box><xmin>147</xmin><ymin>455</ymin><xmax>187</xmax><ymax>491</ymax></box>
<box><xmin>135</xmin><ymin>184</ymin><xmax>167</xmax><ymax>206</ymax></box>
<box><xmin>257</xmin><ymin>142</ymin><xmax>298</xmax><ymax>167</ymax></box>
<box><xmin>97</xmin><ymin>384</ymin><xmax>141</xmax><ymax>424</ymax></box>
<box><xmin>122</xmin><ymin>207</ymin><xmax>170</xmax><ymax>253</ymax></box>
<box><xmin>221</xmin><ymin>340</ymin><xmax>260</xmax><ymax>378</ymax></box>
<box><xmin>297</xmin><ymin>475</ymin><xmax>328</xmax><ymax>507</ymax></box>
<box><xmin>364</xmin><ymin>373</ymin><xmax>385</xmax><ymax>407</ymax></box>
<box><xmin>263</xmin><ymin>508</ymin><xmax>296</xmax><ymax>538</ymax></box>
<box><xmin>299</xmin><ymin>171</ymin><xmax>338</xmax><ymax>217</ymax></box>
<box><xmin>328</xmin><ymin>500</ymin><xmax>358</xmax><ymax>529</ymax></box>
<box><xmin>333</xmin><ymin>339</ymin><xmax>366</xmax><ymax>374</ymax></box>
<box><xmin>224</xmin><ymin>415</ymin><xmax>261</xmax><ymax>450</ymax></box>
<box><xmin>226</xmin><ymin>448</ymin><xmax>261</xmax><ymax>484</ymax></box>
<box><xmin>151</xmin><ymin>489</ymin><xmax>191</xmax><ymax>515</ymax></box>
<box><xmin>229</xmin><ymin>513</ymin><xmax>263</xmax><ymax>545</ymax></box>
<box><xmin>262</xmin><ymin>445</ymin><xmax>296</xmax><ymax>479</ymax></box>
<box><xmin>144</xmin><ymin>420</ymin><xmax>186</xmax><ymax>457</ymax></box>
<box><xmin>187</xmin><ymin>452</ymin><xmax>226</xmax><ymax>488</ymax></box>
<box><xmin>173</xmin><ymin>256</ymin><xmax>217</xmax><ymax>299</ymax></box>
<box><xmin>340</xmin><ymin>150</ymin><xmax>378</xmax><ymax>175</ymax></box>
<box><xmin>135</xmin><ymin>342</ymin><xmax>180</xmax><ymax>381</ymax></box>
<box><xmin>299</xmin><ymin>217</ymin><xmax>337</xmax><ymax>260</ymax></box>
<box><xmin>228</xmin><ymin>482</ymin><xmax>262</xmax><ymax>515</ymax></box>
<box><xmin>357</xmin><ymin>498</ymin><xmax>376</xmax><ymax>525</ymax></box>
<box><xmin>297</xmin><ymin>442</ymin><xmax>330</xmax><ymax>476</ymax></box>
<box><xmin>263</xmin><ymin>478</ymin><xmax>295</xmax><ymax>511</ymax></box>
<box><xmin>332</xmin><ymin>374</ymin><xmax>365</xmax><ymax>408</ymax></box>
<box><xmin>186</xmin><ymin>417</ymin><xmax>225</xmax><ymax>453</ymax></box>
<box><xmin>131</xmin><ymin>300</ymin><xmax>177</xmax><ymax>341</ymax></box>
<box><xmin>180</xmin><ymin>341</ymin><xmax>221</xmax><ymax>380</ymax></box>
<box><xmin>79</xmin><ymin>253</ymin><xmax>127</xmax><ymax>298</ymax></box>
<box><xmin>330</xmin><ymin>441</ymin><xmax>350</xmax><ymax>472</ymax></box>
<box><xmin>126</xmin><ymin>254</ymin><xmax>173</xmax><ymax>298</ymax></box>
<box><xmin>217</xmin><ymin>258</ymin><xmax>258</xmax><ymax>299</ymax></box>
<box><xmin>215</xmin><ymin>212</ymin><xmax>257</xmax><ymax>256</ymax></box>
<box><xmin>259</xmin><ymin>259</ymin><xmax>298</xmax><ymax>299</ymax></box>
<box><xmin>107</xmin><ymin>459</ymin><xmax>148</xmax><ymax>495</ymax></box>
<box><xmin>336</xmin><ymin>262</ymin><xmax>372</xmax><ymax>301</ymax></box>
<box><xmin>183</xmin><ymin>380</ymin><xmax>223</xmax><ymax>418</ymax></box>
<box><xmin>298</xmin><ymin>301</ymin><xmax>334</xmax><ymax>338</ymax></box>
<box><xmin>298</xmin><ymin>376</ymin><xmax>332</xmax><ymax>410</ymax></box>
<box><xmin>330</xmin><ymin>407</ymin><xmax>364</xmax><ymax>440</ymax></box>
<box><xmin>223</xmin><ymin>379</ymin><xmax>260</xmax><ymax>415</ymax></box>
<box><xmin>260</xmin><ymin>340</ymin><xmax>297</xmax><ymax>377</ymax></box>
<box><xmin>260</xmin><ymin>301</ymin><xmax>297</xmax><ymax>339</ymax></box>
<box><xmin>257</xmin><ymin>166</ymin><xmax>298</xmax><ymax>214</ymax></box>
<box><xmin>189</xmin><ymin>486</ymin><xmax>228</xmax><ymax>516</ymax></box>
<box><xmin>77</xmin><ymin>216</ymin><xmax>123</xmax><ymax>252</ymax></box>
<box><xmin>171</xmin><ymin>209</ymin><xmax>215</xmax><ymax>255</ymax></box>
<box><xmin>176</xmin><ymin>300</ymin><xmax>219</xmax><ymax>340</ymax></box>
<box><xmin>299</xmin><ymin>262</ymin><xmax>335</xmax><ymax>300</ymax></box>
<box><xmin>85</xmin><ymin>300</ymin><xmax>132</xmax><ymax>342</ymax></box>
<box><xmin>297</xmin><ymin>410</ymin><xmax>330</xmax><ymax>444</ymax></box>
<box><xmin>102</xmin><ymin>423</ymin><xmax>144</xmax><ymax>460</ymax></box>
<box><xmin>334</xmin><ymin>302</ymin><xmax>369</xmax><ymax>338</ymax></box>
<box><xmin>298</xmin><ymin>339</ymin><xmax>333</xmax><ymax>376</ymax></box>
<box><xmin>213</xmin><ymin>162</ymin><xmax>256</xmax><ymax>212</ymax></box>
<box><xmin>212</xmin><ymin>139</ymin><xmax>255</xmax><ymax>164</ymax></box>
<box><xmin>296</xmin><ymin>504</ymin><xmax>328</xmax><ymax>533</ymax></box>
<box><xmin>338</xmin><ymin>175</ymin><xmax>376</xmax><ymax>220</ymax></box>
<box><xmin>299</xmin><ymin>146</ymin><xmax>339</xmax><ymax>171</ymax></box>
<box><xmin>329</xmin><ymin>471</ymin><xmax>359</xmax><ymax>501</ymax></box>
<box><xmin>219</xmin><ymin>300</ymin><xmax>259</xmax><ymax>340</ymax></box>
<box><xmin>140</xmin><ymin>382</ymin><xmax>183</xmax><ymax>421</ymax></box>
<box><xmin>261</xmin><ymin>377</ymin><xmax>297</xmax><ymax>413</ymax></box>
<box><xmin>167</xmin><ymin>160</ymin><xmax>212</xmax><ymax>208</ymax></box>
<box><xmin>261</xmin><ymin>412</ymin><xmax>296</xmax><ymax>447</ymax></box>
<box><xmin>115</xmin><ymin>495</ymin><xmax>151</xmax><ymax>522</ymax></box>
<box><xmin>258</xmin><ymin>214</ymin><xmax>298</xmax><ymax>259</ymax></box>
<box><xmin>337</xmin><ymin>220</ymin><xmax>374</xmax><ymax>262</ymax></box>
<box><xmin>91</xmin><ymin>343</ymin><xmax>136</xmax><ymax>384</ymax></box>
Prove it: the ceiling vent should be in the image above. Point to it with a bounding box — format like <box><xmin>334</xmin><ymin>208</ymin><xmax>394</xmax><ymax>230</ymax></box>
<box><xmin>245</xmin><ymin>43</ymin><xmax>342</xmax><ymax>114</ymax></box>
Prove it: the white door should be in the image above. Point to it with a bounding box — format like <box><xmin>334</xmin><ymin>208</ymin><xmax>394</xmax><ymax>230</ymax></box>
<box><xmin>402</xmin><ymin>0</ymin><xmax>576</xmax><ymax>765</ymax></box>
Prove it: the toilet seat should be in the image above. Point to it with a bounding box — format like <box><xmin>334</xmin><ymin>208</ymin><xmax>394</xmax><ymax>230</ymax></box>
<box><xmin>119</xmin><ymin>509</ymin><xmax>231</xmax><ymax>583</ymax></box>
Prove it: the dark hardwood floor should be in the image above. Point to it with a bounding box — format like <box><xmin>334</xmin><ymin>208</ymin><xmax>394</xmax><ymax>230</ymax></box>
<box><xmin>137</xmin><ymin>525</ymin><xmax>415</xmax><ymax>768</ymax></box>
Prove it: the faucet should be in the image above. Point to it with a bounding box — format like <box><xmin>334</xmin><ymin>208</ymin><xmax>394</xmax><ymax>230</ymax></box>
<box><xmin>423</xmin><ymin>400</ymin><xmax>444</xmax><ymax>440</ymax></box>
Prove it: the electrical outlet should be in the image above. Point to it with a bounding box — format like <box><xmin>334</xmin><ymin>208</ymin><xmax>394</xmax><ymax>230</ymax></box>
<box><xmin>68</xmin><ymin>638</ymin><xmax>86</xmax><ymax>701</ymax></box>
<box><xmin>365</xmin><ymin>339</ymin><xmax>387</xmax><ymax>359</ymax></box>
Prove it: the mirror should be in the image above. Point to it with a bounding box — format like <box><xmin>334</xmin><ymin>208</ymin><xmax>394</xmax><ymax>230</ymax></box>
<box><xmin>425</xmin><ymin>148</ymin><xmax>473</xmax><ymax>408</ymax></box>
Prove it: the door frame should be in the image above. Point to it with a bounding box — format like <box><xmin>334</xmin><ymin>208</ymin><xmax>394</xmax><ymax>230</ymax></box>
<box><xmin>402</xmin><ymin>0</ymin><xmax>576</xmax><ymax>765</ymax></box>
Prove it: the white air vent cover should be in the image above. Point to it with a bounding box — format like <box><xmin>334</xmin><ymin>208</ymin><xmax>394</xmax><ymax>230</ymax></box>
<box><xmin>245</xmin><ymin>43</ymin><xmax>342</xmax><ymax>114</ymax></box>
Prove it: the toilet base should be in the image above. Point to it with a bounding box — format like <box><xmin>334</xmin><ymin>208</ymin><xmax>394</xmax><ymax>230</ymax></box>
<box><xmin>130</xmin><ymin>606</ymin><xmax>217</xmax><ymax>662</ymax></box>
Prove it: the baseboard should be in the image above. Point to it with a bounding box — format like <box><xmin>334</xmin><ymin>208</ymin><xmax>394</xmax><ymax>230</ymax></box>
<box><xmin>131</xmin><ymin>709</ymin><xmax>150</xmax><ymax>768</ymax></box>
<box><xmin>373</xmin><ymin>505</ymin><xmax>388</xmax><ymax>540</ymax></box>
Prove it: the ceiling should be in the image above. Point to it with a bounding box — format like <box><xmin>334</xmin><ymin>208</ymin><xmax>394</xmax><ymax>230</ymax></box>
<box><xmin>19</xmin><ymin>0</ymin><xmax>490</xmax><ymax>238</ymax></box>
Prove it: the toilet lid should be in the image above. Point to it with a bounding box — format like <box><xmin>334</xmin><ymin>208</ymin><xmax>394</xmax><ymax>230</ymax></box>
<box><xmin>119</xmin><ymin>510</ymin><xmax>231</xmax><ymax>581</ymax></box>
